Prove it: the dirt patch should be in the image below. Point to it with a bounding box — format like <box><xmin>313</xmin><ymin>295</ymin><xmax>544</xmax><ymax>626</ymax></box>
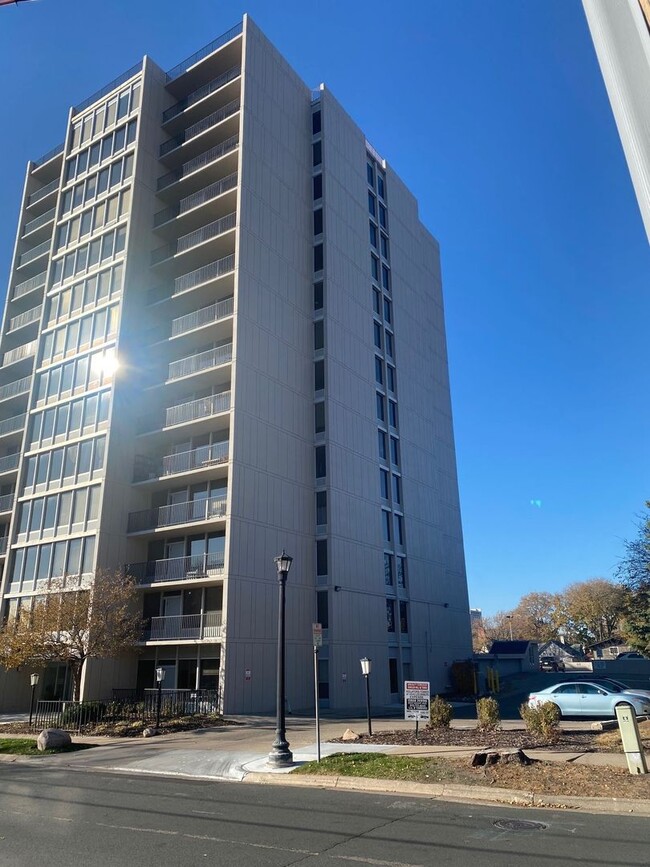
<box><xmin>332</xmin><ymin>727</ymin><xmax>598</xmax><ymax>751</ymax></box>
<box><xmin>0</xmin><ymin>715</ymin><xmax>241</xmax><ymax>738</ymax></box>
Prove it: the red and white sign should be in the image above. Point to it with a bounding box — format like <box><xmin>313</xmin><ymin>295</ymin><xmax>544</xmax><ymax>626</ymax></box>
<box><xmin>404</xmin><ymin>680</ymin><xmax>430</xmax><ymax>721</ymax></box>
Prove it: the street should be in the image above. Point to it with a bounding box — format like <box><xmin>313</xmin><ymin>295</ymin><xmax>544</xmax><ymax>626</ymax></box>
<box><xmin>0</xmin><ymin>765</ymin><xmax>647</xmax><ymax>866</ymax></box>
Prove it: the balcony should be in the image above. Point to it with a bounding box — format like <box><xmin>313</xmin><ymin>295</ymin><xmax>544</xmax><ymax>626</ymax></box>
<box><xmin>151</xmin><ymin>212</ymin><xmax>236</xmax><ymax>265</ymax></box>
<box><xmin>22</xmin><ymin>208</ymin><xmax>56</xmax><ymax>238</ymax></box>
<box><xmin>27</xmin><ymin>179</ymin><xmax>58</xmax><ymax>208</ymax></box>
<box><xmin>0</xmin><ymin>536</ymin><xmax>8</xmax><ymax>556</ymax></box>
<box><xmin>162</xmin><ymin>64</ymin><xmax>241</xmax><ymax>124</ymax></box>
<box><xmin>2</xmin><ymin>342</ymin><xmax>36</xmax><ymax>367</ymax></box>
<box><xmin>156</xmin><ymin>166</ymin><xmax>238</xmax><ymax>222</ymax></box>
<box><xmin>159</xmin><ymin>98</ymin><xmax>240</xmax><ymax>159</ymax></box>
<box><xmin>7</xmin><ymin>305</ymin><xmax>41</xmax><ymax>334</ymax></box>
<box><xmin>157</xmin><ymin>138</ymin><xmax>238</xmax><ymax>198</ymax></box>
<box><xmin>12</xmin><ymin>272</ymin><xmax>46</xmax><ymax>303</ymax></box>
<box><xmin>127</xmin><ymin>495</ymin><xmax>227</xmax><ymax>534</ymax></box>
<box><xmin>138</xmin><ymin>390</ymin><xmax>231</xmax><ymax>435</ymax></box>
<box><xmin>17</xmin><ymin>240</ymin><xmax>50</xmax><ymax>269</ymax></box>
<box><xmin>171</xmin><ymin>296</ymin><xmax>233</xmax><ymax>339</ymax></box>
<box><xmin>175</xmin><ymin>254</ymin><xmax>235</xmax><ymax>297</ymax></box>
<box><xmin>129</xmin><ymin>551</ymin><xmax>225</xmax><ymax>585</ymax></box>
<box><xmin>0</xmin><ymin>376</ymin><xmax>32</xmax><ymax>404</ymax></box>
<box><xmin>168</xmin><ymin>344</ymin><xmax>232</xmax><ymax>383</ymax></box>
<box><xmin>0</xmin><ymin>494</ymin><xmax>14</xmax><ymax>514</ymax></box>
<box><xmin>0</xmin><ymin>413</ymin><xmax>26</xmax><ymax>438</ymax></box>
<box><xmin>0</xmin><ymin>453</ymin><xmax>20</xmax><ymax>475</ymax></box>
<box><xmin>134</xmin><ymin>441</ymin><xmax>229</xmax><ymax>484</ymax></box>
<box><xmin>143</xmin><ymin>611</ymin><xmax>223</xmax><ymax>642</ymax></box>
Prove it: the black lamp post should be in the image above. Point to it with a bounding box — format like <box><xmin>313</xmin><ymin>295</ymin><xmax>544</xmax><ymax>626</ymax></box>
<box><xmin>155</xmin><ymin>666</ymin><xmax>166</xmax><ymax>730</ymax></box>
<box><xmin>29</xmin><ymin>672</ymin><xmax>39</xmax><ymax>727</ymax></box>
<box><xmin>268</xmin><ymin>550</ymin><xmax>293</xmax><ymax>768</ymax></box>
<box><xmin>360</xmin><ymin>657</ymin><xmax>372</xmax><ymax>736</ymax></box>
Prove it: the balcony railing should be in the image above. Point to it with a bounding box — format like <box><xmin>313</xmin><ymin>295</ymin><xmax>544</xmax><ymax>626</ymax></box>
<box><xmin>171</xmin><ymin>296</ymin><xmax>233</xmax><ymax>338</ymax></box>
<box><xmin>7</xmin><ymin>305</ymin><xmax>41</xmax><ymax>333</ymax></box>
<box><xmin>163</xmin><ymin>65</ymin><xmax>241</xmax><ymax>123</ymax></box>
<box><xmin>0</xmin><ymin>414</ymin><xmax>26</xmax><ymax>437</ymax></box>
<box><xmin>27</xmin><ymin>179</ymin><xmax>58</xmax><ymax>206</ymax></box>
<box><xmin>0</xmin><ymin>453</ymin><xmax>20</xmax><ymax>474</ymax></box>
<box><xmin>151</xmin><ymin>212</ymin><xmax>236</xmax><ymax>265</ymax></box>
<box><xmin>0</xmin><ymin>536</ymin><xmax>8</xmax><ymax>555</ymax></box>
<box><xmin>0</xmin><ymin>494</ymin><xmax>14</xmax><ymax>513</ymax></box>
<box><xmin>138</xmin><ymin>390</ymin><xmax>231</xmax><ymax>434</ymax></box>
<box><xmin>160</xmin><ymin>98</ymin><xmax>240</xmax><ymax>158</ymax></box>
<box><xmin>174</xmin><ymin>254</ymin><xmax>235</xmax><ymax>296</ymax></box>
<box><xmin>3</xmin><ymin>342</ymin><xmax>36</xmax><ymax>366</ymax></box>
<box><xmin>23</xmin><ymin>208</ymin><xmax>56</xmax><ymax>237</ymax></box>
<box><xmin>166</xmin><ymin>22</ymin><xmax>242</xmax><ymax>81</ymax></box>
<box><xmin>168</xmin><ymin>343</ymin><xmax>232</xmax><ymax>382</ymax></box>
<box><xmin>17</xmin><ymin>241</ymin><xmax>50</xmax><ymax>268</ymax></box>
<box><xmin>12</xmin><ymin>272</ymin><xmax>46</xmax><ymax>301</ymax></box>
<box><xmin>128</xmin><ymin>552</ymin><xmax>225</xmax><ymax>585</ymax></box>
<box><xmin>156</xmin><ymin>136</ymin><xmax>239</xmax><ymax>195</ymax></box>
<box><xmin>133</xmin><ymin>440</ymin><xmax>229</xmax><ymax>482</ymax></box>
<box><xmin>144</xmin><ymin>611</ymin><xmax>223</xmax><ymax>641</ymax></box>
<box><xmin>0</xmin><ymin>376</ymin><xmax>32</xmax><ymax>404</ymax></box>
<box><xmin>127</xmin><ymin>495</ymin><xmax>227</xmax><ymax>533</ymax></box>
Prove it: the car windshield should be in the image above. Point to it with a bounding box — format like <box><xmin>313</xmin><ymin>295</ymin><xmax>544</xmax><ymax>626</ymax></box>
<box><xmin>592</xmin><ymin>682</ymin><xmax>620</xmax><ymax>693</ymax></box>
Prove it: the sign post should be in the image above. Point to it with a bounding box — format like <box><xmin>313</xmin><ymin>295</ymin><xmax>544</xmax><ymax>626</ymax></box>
<box><xmin>615</xmin><ymin>704</ymin><xmax>648</xmax><ymax>775</ymax></box>
<box><xmin>312</xmin><ymin>623</ymin><xmax>323</xmax><ymax>762</ymax></box>
<box><xmin>404</xmin><ymin>680</ymin><xmax>430</xmax><ymax>738</ymax></box>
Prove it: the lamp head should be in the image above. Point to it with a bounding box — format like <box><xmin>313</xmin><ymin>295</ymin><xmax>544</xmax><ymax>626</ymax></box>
<box><xmin>274</xmin><ymin>550</ymin><xmax>293</xmax><ymax>576</ymax></box>
<box><xmin>360</xmin><ymin>657</ymin><xmax>372</xmax><ymax>676</ymax></box>
<box><xmin>155</xmin><ymin>666</ymin><xmax>166</xmax><ymax>683</ymax></box>
<box><xmin>30</xmin><ymin>673</ymin><xmax>39</xmax><ymax>687</ymax></box>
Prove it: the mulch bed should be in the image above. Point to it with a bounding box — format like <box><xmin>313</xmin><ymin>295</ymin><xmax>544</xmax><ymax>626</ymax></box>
<box><xmin>0</xmin><ymin>716</ymin><xmax>241</xmax><ymax>738</ymax></box>
<box><xmin>332</xmin><ymin>727</ymin><xmax>601</xmax><ymax>751</ymax></box>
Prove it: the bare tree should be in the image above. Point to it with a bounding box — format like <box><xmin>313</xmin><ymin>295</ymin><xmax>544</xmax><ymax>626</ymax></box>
<box><xmin>615</xmin><ymin>503</ymin><xmax>650</xmax><ymax>653</ymax></box>
<box><xmin>0</xmin><ymin>571</ymin><xmax>142</xmax><ymax>700</ymax></box>
<box><xmin>559</xmin><ymin>578</ymin><xmax>626</xmax><ymax>645</ymax></box>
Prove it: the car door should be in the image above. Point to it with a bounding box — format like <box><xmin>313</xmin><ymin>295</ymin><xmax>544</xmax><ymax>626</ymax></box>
<box><xmin>550</xmin><ymin>683</ymin><xmax>580</xmax><ymax>715</ymax></box>
<box><xmin>577</xmin><ymin>683</ymin><xmax>610</xmax><ymax>717</ymax></box>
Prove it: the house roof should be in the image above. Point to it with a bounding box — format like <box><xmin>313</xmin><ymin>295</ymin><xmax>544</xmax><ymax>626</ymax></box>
<box><xmin>489</xmin><ymin>640</ymin><xmax>531</xmax><ymax>655</ymax></box>
<box><xmin>538</xmin><ymin>640</ymin><xmax>582</xmax><ymax>658</ymax></box>
<box><xmin>587</xmin><ymin>637</ymin><xmax>627</xmax><ymax>650</ymax></box>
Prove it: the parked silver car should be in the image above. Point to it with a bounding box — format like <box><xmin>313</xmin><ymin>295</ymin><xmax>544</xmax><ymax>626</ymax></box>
<box><xmin>527</xmin><ymin>681</ymin><xmax>650</xmax><ymax>718</ymax></box>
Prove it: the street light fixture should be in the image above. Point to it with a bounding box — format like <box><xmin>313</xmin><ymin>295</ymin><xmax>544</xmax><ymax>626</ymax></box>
<box><xmin>360</xmin><ymin>657</ymin><xmax>372</xmax><ymax>736</ymax></box>
<box><xmin>505</xmin><ymin>615</ymin><xmax>513</xmax><ymax>642</ymax></box>
<box><xmin>155</xmin><ymin>666</ymin><xmax>166</xmax><ymax>730</ymax></box>
<box><xmin>29</xmin><ymin>673</ymin><xmax>39</xmax><ymax>727</ymax></box>
<box><xmin>268</xmin><ymin>550</ymin><xmax>293</xmax><ymax>768</ymax></box>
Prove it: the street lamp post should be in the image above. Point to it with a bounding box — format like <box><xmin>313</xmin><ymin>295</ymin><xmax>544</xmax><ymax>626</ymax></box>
<box><xmin>506</xmin><ymin>615</ymin><xmax>513</xmax><ymax>641</ymax></box>
<box><xmin>29</xmin><ymin>673</ymin><xmax>39</xmax><ymax>727</ymax></box>
<box><xmin>268</xmin><ymin>550</ymin><xmax>293</xmax><ymax>768</ymax></box>
<box><xmin>155</xmin><ymin>666</ymin><xmax>166</xmax><ymax>730</ymax></box>
<box><xmin>360</xmin><ymin>657</ymin><xmax>372</xmax><ymax>736</ymax></box>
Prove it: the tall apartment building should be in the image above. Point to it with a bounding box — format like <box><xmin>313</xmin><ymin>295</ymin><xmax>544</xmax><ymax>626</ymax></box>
<box><xmin>582</xmin><ymin>0</ymin><xmax>650</xmax><ymax>243</ymax></box>
<box><xmin>0</xmin><ymin>16</ymin><xmax>471</xmax><ymax>713</ymax></box>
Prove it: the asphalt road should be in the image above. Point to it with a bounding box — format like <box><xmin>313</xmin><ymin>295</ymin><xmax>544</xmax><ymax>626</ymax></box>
<box><xmin>0</xmin><ymin>766</ymin><xmax>648</xmax><ymax>866</ymax></box>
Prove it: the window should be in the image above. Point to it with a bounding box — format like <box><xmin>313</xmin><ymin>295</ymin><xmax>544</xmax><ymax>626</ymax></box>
<box><xmin>384</xmin><ymin>553</ymin><xmax>393</xmax><ymax>586</ymax></box>
<box><xmin>313</xmin><ymin>208</ymin><xmax>323</xmax><ymax>235</ymax></box>
<box><xmin>315</xmin><ymin>445</ymin><xmax>326</xmax><ymax>478</ymax></box>
<box><xmin>312</xmin><ymin>110</ymin><xmax>322</xmax><ymax>135</ymax></box>
<box><xmin>377</xmin><ymin>172</ymin><xmax>386</xmax><ymax>199</ymax></box>
<box><xmin>383</xmin><ymin>297</ymin><xmax>392</xmax><ymax>323</ymax></box>
<box><xmin>375</xmin><ymin>356</ymin><xmax>384</xmax><ymax>385</ymax></box>
<box><xmin>379</xmin><ymin>203</ymin><xmax>387</xmax><ymax>229</ymax></box>
<box><xmin>314</xmin><ymin>320</ymin><xmax>324</xmax><ymax>351</ymax></box>
<box><xmin>313</xmin><ymin>174</ymin><xmax>322</xmax><ymax>200</ymax></box>
<box><xmin>312</xmin><ymin>141</ymin><xmax>322</xmax><ymax>167</ymax></box>
<box><xmin>382</xmin><ymin>509</ymin><xmax>391</xmax><ymax>542</ymax></box>
<box><xmin>378</xmin><ymin>430</ymin><xmax>387</xmax><ymax>461</ymax></box>
<box><xmin>390</xmin><ymin>436</ymin><xmax>399</xmax><ymax>466</ymax></box>
<box><xmin>380</xmin><ymin>234</ymin><xmax>389</xmax><ymax>260</ymax></box>
<box><xmin>371</xmin><ymin>255</ymin><xmax>379</xmax><ymax>281</ymax></box>
<box><xmin>380</xmin><ymin>469</ymin><xmax>389</xmax><ymax>499</ymax></box>
<box><xmin>389</xmin><ymin>658</ymin><xmax>399</xmax><ymax>694</ymax></box>
<box><xmin>373</xmin><ymin>322</ymin><xmax>382</xmax><ymax>349</ymax></box>
<box><xmin>382</xmin><ymin>264</ymin><xmax>391</xmax><ymax>292</ymax></box>
<box><xmin>385</xmin><ymin>331</ymin><xmax>394</xmax><ymax>358</ymax></box>
<box><xmin>396</xmin><ymin>557</ymin><xmax>406</xmax><ymax>587</ymax></box>
<box><xmin>368</xmin><ymin>192</ymin><xmax>376</xmax><ymax>218</ymax></box>
<box><xmin>389</xmin><ymin>400</ymin><xmax>398</xmax><ymax>428</ymax></box>
<box><xmin>369</xmin><ymin>222</ymin><xmax>378</xmax><ymax>248</ymax></box>
<box><xmin>387</xmin><ymin>365</ymin><xmax>396</xmax><ymax>393</ymax></box>
<box><xmin>314</xmin><ymin>401</ymin><xmax>325</xmax><ymax>434</ymax></box>
<box><xmin>392</xmin><ymin>474</ymin><xmax>401</xmax><ymax>505</ymax></box>
<box><xmin>399</xmin><ymin>601</ymin><xmax>408</xmax><ymax>634</ymax></box>
<box><xmin>316</xmin><ymin>590</ymin><xmax>328</xmax><ymax>628</ymax></box>
<box><xmin>386</xmin><ymin>598</ymin><xmax>395</xmax><ymax>632</ymax></box>
<box><xmin>316</xmin><ymin>539</ymin><xmax>328</xmax><ymax>575</ymax></box>
<box><xmin>395</xmin><ymin>514</ymin><xmax>404</xmax><ymax>546</ymax></box>
<box><xmin>314</xmin><ymin>281</ymin><xmax>323</xmax><ymax>310</ymax></box>
<box><xmin>314</xmin><ymin>243</ymin><xmax>323</xmax><ymax>272</ymax></box>
<box><xmin>316</xmin><ymin>491</ymin><xmax>327</xmax><ymax>525</ymax></box>
<box><xmin>373</xmin><ymin>288</ymin><xmax>381</xmax><ymax>315</ymax></box>
<box><xmin>376</xmin><ymin>392</ymin><xmax>385</xmax><ymax>422</ymax></box>
<box><xmin>367</xmin><ymin>162</ymin><xmax>375</xmax><ymax>187</ymax></box>
<box><xmin>314</xmin><ymin>360</ymin><xmax>325</xmax><ymax>391</ymax></box>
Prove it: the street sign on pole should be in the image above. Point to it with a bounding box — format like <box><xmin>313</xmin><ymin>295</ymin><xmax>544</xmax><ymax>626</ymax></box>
<box><xmin>404</xmin><ymin>680</ymin><xmax>430</xmax><ymax>722</ymax></box>
<box><xmin>312</xmin><ymin>623</ymin><xmax>323</xmax><ymax>648</ymax></box>
<box><xmin>312</xmin><ymin>623</ymin><xmax>322</xmax><ymax>761</ymax></box>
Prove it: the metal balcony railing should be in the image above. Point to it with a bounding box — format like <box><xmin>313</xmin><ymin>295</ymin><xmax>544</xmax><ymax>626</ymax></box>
<box><xmin>171</xmin><ymin>296</ymin><xmax>233</xmax><ymax>338</ymax></box>
<box><xmin>133</xmin><ymin>440</ymin><xmax>229</xmax><ymax>482</ymax></box>
<box><xmin>138</xmin><ymin>390</ymin><xmax>231</xmax><ymax>434</ymax></box>
<box><xmin>7</xmin><ymin>306</ymin><xmax>41</xmax><ymax>333</ymax></box>
<box><xmin>160</xmin><ymin>99</ymin><xmax>240</xmax><ymax>158</ymax></box>
<box><xmin>163</xmin><ymin>65</ymin><xmax>241</xmax><ymax>123</ymax></box>
<box><xmin>127</xmin><ymin>495</ymin><xmax>227</xmax><ymax>533</ymax></box>
<box><xmin>144</xmin><ymin>611</ymin><xmax>223</xmax><ymax>641</ymax></box>
<box><xmin>151</xmin><ymin>212</ymin><xmax>236</xmax><ymax>265</ymax></box>
<box><xmin>0</xmin><ymin>493</ymin><xmax>14</xmax><ymax>513</ymax></box>
<box><xmin>156</xmin><ymin>136</ymin><xmax>239</xmax><ymax>196</ymax></box>
<box><xmin>174</xmin><ymin>254</ymin><xmax>235</xmax><ymax>296</ymax></box>
<box><xmin>23</xmin><ymin>208</ymin><xmax>56</xmax><ymax>237</ymax></box>
<box><xmin>128</xmin><ymin>551</ymin><xmax>225</xmax><ymax>585</ymax></box>
<box><xmin>0</xmin><ymin>413</ymin><xmax>26</xmax><ymax>437</ymax></box>
<box><xmin>0</xmin><ymin>453</ymin><xmax>20</xmax><ymax>474</ymax></box>
<box><xmin>0</xmin><ymin>376</ymin><xmax>32</xmax><ymax>404</ymax></box>
<box><xmin>168</xmin><ymin>343</ymin><xmax>232</xmax><ymax>382</ymax></box>
<box><xmin>27</xmin><ymin>179</ymin><xmax>58</xmax><ymax>206</ymax></box>
<box><xmin>33</xmin><ymin>142</ymin><xmax>64</xmax><ymax>167</ymax></box>
<box><xmin>3</xmin><ymin>342</ymin><xmax>36</xmax><ymax>366</ymax></box>
<box><xmin>12</xmin><ymin>272</ymin><xmax>46</xmax><ymax>301</ymax></box>
<box><xmin>0</xmin><ymin>536</ymin><xmax>8</xmax><ymax>555</ymax></box>
<box><xmin>165</xmin><ymin>22</ymin><xmax>242</xmax><ymax>81</ymax></box>
<box><xmin>17</xmin><ymin>241</ymin><xmax>50</xmax><ymax>268</ymax></box>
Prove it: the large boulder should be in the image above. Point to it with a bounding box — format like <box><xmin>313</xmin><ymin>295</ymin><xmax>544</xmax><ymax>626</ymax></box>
<box><xmin>37</xmin><ymin>729</ymin><xmax>72</xmax><ymax>751</ymax></box>
<box><xmin>341</xmin><ymin>728</ymin><xmax>361</xmax><ymax>742</ymax></box>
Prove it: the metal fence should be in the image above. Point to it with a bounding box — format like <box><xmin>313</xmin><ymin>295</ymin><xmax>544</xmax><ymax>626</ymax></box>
<box><xmin>32</xmin><ymin>689</ymin><xmax>220</xmax><ymax>731</ymax></box>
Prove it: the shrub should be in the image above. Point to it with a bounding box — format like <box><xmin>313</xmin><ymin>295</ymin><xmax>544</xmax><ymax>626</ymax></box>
<box><xmin>476</xmin><ymin>696</ymin><xmax>500</xmax><ymax>731</ymax></box>
<box><xmin>428</xmin><ymin>694</ymin><xmax>453</xmax><ymax>729</ymax></box>
<box><xmin>519</xmin><ymin>700</ymin><xmax>560</xmax><ymax>742</ymax></box>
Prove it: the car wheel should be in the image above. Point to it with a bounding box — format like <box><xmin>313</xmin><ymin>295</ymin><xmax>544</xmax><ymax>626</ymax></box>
<box><xmin>548</xmin><ymin>702</ymin><xmax>562</xmax><ymax>719</ymax></box>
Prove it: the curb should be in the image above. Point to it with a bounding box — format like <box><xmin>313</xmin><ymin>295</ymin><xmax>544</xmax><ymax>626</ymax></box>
<box><xmin>243</xmin><ymin>771</ymin><xmax>650</xmax><ymax>816</ymax></box>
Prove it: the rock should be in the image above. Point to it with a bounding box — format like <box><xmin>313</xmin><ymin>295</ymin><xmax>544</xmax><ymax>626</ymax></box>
<box><xmin>590</xmin><ymin>720</ymin><xmax>619</xmax><ymax>731</ymax></box>
<box><xmin>341</xmin><ymin>728</ymin><xmax>361</xmax><ymax>742</ymax></box>
<box><xmin>471</xmin><ymin>748</ymin><xmax>536</xmax><ymax>767</ymax></box>
<box><xmin>37</xmin><ymin>729</ymin><xmax>72</xmax><ymax>751</ymax></box>
<box><xmin>142</xmin><ymin>727</ymin><xmax>157</xmax><ymax>738</ymax></box>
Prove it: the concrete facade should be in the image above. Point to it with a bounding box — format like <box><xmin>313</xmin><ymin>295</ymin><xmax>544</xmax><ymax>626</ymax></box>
<box><xmin>0</xmin><ymin>16</ymin><xmax>471</xmax><ymax>714</ymax></box>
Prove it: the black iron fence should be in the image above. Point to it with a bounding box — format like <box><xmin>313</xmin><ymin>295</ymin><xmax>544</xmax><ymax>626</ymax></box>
<box><xmin>32</xmin><ymin>689</ymin><xmax>219</xmax><ymax>731</ymax></box>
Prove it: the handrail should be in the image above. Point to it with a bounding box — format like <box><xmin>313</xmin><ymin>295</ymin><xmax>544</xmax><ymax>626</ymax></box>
<box><xmin>171</xmin><ymin>296</ymin><xmax>233</xmax><ymax>338</ymax></box>
<box><xmin>18</xmin><ymin>240</ymin><xmax>50</xmax><ymax>267</ymax></box>
<box><xmin>27</xmin><ymin>179</ymin><xmax>59</xmax><ymax>206</ymax></box>
<box><xmin>174</xmin><ymin>254</ymin><xmax>235</xmax><ymax>295</ymax></box>
<box><xmin>0</xmin><ymin>413</ymin><xmax>27</xmax><ymax>436</ymax></box>
<box><xmin>129</xmin><ymin>552</ymin><xmax>225</xmax><ymax>584</ymax></box>
<box><xmin>165</xmin><ymin>22</ymin><xmax>243</xmax><ymax>81</ymax></box>
<box><xmin>163</xmin><ymin>65</ymin><xmax>241</xmax><ymax>123</ymax></box>
<box><xmin>23</xmin><ymin>208</ymin><xmax>56</xmax><ymax>236</ymax></box>
<box><xmin>133</xmin><ymin>440</ymin><xmax>229</xmax><ymax>482</ymax></box>
<box><xmin>146</xmin><ymin>611</ymin><xmax>223</xmax><ymax>641</ymax></box>
<box><xmin>159</xmin><ymin>98</ymin><xmax>240</xmax><ymax>157</ymax></box>
<box><xmin>165</xmin><ymin>390</ymin><xmax>231</xmax><ymax>429</ymax></box>
<box><xmin>127</xmin><ymin>495</ymin><xmax>227</xmax><ymax>532</ymax></box>
<box><xmin>156</xmin><ymin>136</ymin><xmax>238</xmax><ymax>193</ymax></box>
<box><xmin>73</xmin><ymin>61</ymin><xmax>143</xmax><ymax>114</ymax></box>
<box><xmin>0</xmin><ymin>375</ymin><xmax>32</xmax><ymax>403</ymax></box>
<box><xmin>12</xmin><ymin>272</ymin><xmax>46</xmax><ymax>301</ymax></box>
<box><xmin>151</xmin><ymin>212</ymin><xmax>236</xmax><ymax>265</ymax></box>
<box><xmin>33</xmin><ymin>144</ymin><xmax>64</xmax><ymax>168</ymax></box>
<box><xmin>0</xmin><ymin>494</ymin><xmax>14</xmax><ymax>513</ymax></box>
<box><xmin>0</xmin><ymin>536</ymin><xmax>8</xmax><ymax>555</ymax></box>
<box><xmin>168</xmin><ymin>343</ymin><xmax>232</xmax><ymax>381</ymax></box>
<box><xmin>2</xmin><ymin>343</ymin><xmax>36</xmax><ymax>366</ymax></box>
<box><xmin>7</xmin><ymin>305</ymin><xmax>42</xmax><ymax>333</ymax></box>
<box><xmin>0</xmin><ymin>453</ymin><xmax>20</xmax><ymax>474</ymax></box>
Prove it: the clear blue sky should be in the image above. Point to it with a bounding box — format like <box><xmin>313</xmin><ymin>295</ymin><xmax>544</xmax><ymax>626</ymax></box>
<box><xmin>1</xmin><ymin>0</ymin><xmax>648</xmax><ymax>615</ymax></box>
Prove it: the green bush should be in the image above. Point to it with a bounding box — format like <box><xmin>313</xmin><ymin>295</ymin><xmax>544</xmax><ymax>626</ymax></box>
<box><xmin>58</xmin><ymin>701</ymin><xmax>106</xmax><ymax>728</ymax></box>
<box><xmin>476</xmin><ymin>696</ymin><xmax>500</xmax><ymax>731</ymax></box>
<box><xmin>519</xmin><ymin>700</ymin><xmax>560</xmax><ymax>742</ymax></box>
<box><xmin>428</xmin><ymin>694</ymin><xmax>453</xmax><ymax>729</ymax></box>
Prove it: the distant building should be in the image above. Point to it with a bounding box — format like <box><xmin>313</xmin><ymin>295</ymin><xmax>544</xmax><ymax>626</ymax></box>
<box><xmin>470</xmin><ymin>608</ymin><xmax>482</xmax><ymax>623</ymax></box>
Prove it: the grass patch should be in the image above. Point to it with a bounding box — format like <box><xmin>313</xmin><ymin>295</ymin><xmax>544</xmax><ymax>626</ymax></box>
<box><xmin>0</xmin><ymin>738</ymin><xmax>94</xmax><ymax>756</ymax></box>
<box><xmin>596</xmin><ymin>719</ymin><xmax>650</xmax><ymax>752</ymax></box>
<box><xmin>294</xmin><ymin>753</ymin><xmax>471</xmax><ymax>784</ymax></box>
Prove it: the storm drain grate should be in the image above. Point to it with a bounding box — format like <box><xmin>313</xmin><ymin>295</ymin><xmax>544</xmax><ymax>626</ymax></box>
<box><xmin>493</xmin><ymin>819</ymin><xmax>548</xmax><ymax>832</ymax></box>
